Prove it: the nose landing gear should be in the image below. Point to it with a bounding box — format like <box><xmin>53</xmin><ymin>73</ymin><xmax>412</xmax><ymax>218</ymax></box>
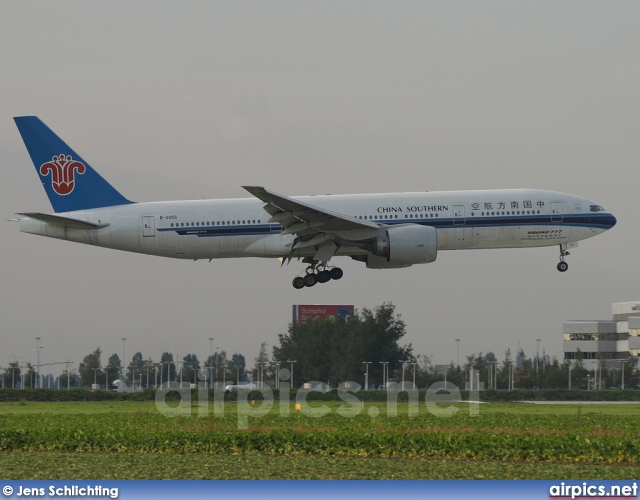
<box><xmin>557</xmin><ymin>244</ymin><xmax>570</xmax><ymax>272</ymax></box>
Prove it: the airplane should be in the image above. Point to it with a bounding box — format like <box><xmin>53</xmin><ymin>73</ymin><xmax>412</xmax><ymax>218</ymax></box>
<box><xmin>12</xmin><ymin>116</ymin><xmax>617</xmax><ymax>289</ymax></box>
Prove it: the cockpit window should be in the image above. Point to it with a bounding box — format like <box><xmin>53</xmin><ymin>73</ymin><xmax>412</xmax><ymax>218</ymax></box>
<box><xmin>590</xmin><ymin>205</ymin><xmax>605</xmax><ymax>212</ymax></box>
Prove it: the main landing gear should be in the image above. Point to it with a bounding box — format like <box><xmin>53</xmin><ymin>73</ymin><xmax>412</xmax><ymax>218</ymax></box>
<box><xmin>292</xmin><ymin>262</ymin><xmax>343</xmax><ymax>289</ymax></box>
<box><xmin>557</xmin><ymin>244</ymin><xmax>569</xmax><ymax>272</ymax></box>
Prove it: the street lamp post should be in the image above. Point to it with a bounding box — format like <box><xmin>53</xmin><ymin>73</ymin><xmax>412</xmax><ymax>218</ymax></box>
<box><xmin>65</xmin><ymin>360</ymin><xmax>72</xmax><ymax>390</ymax></box>
<box><xmin>287</xmin><ymin>360</ymin><xmax>297</xmax><ymax>389</ymax></box>
<box><xmin>215</xmin><ymin>347</ymin><xmax>220</xmax><ymax>388</ymax></box>
<box><xmin>258</xmin><ymin>362</ymin><xmax>265</xmax><ymax>388</ymax></box>
<box><xmin>208</xmin><ymin>337</ymin><xmax>214</xmax><ymax>390</ymax></box>
<box><xmin>362</xmin><ymin>362</ymin><xmax>371</xmax><ymax>390</ymax></box>
<box><xmin>121</xmin><ymin>337</ymin><xmax>127</xmax><ymax>392</ymax></box>
<box><xmin>400</xmin><ymin>360</ymin><xmax>407</xmax><ymax>391</ymax></box>
<box><xmin>412</xmin><ymin>362</ymin><xmax>417</xmax><ymax>389</ymax></box>
<box><xmin>8</xmin><ymin>355</ymin><xmax>23</xmax><ymax>389</ymax></box>
<box><xmin>35</xmin><ymin>337</ymin><xmax>42</xmax><ymax>388</ymax></box>
<box><xmin>93</xmin><ymin>368</ymin><xmax>98</xmax><ymax>388</ymax></box>
<box><xmin>380</xmin><ymin>362</ymin><xmax>388</xmax><ymax>389</ymax></box>
<box><xmin>275</xmin><ymin>362</ymin><xmax>280</xmax><ymax>389</ymax></box>
<box><xmin>619</xmin><ymin>359</ymin><xmax>626</xmax><ymax>390</ymax></box>
<box><xmin>172</xmin><ymin>350</ymin><xmax>177</xmax><ymax>386</ymax></box>
<box><xmin>455</xmin><ymin>339</ymin><xmax>460</xmax><ymax>368</ymax></box>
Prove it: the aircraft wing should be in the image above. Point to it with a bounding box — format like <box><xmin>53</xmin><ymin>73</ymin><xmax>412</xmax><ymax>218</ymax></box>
<box><xmin>243</xmin><ymin>186</ymin><xmax>380</xmax><ymax>260</ymax></box>
<box><xmin>242</xmin><ymin>186</ymin><xmax>379</xmax><ymax>234</ymax></box>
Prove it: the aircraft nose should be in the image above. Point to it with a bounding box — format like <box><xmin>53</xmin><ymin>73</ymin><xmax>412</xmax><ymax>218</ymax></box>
<box><xmin>604</xmin><ymin>212</ymin><xmax>617</xmax><ymax>229</ymax></box>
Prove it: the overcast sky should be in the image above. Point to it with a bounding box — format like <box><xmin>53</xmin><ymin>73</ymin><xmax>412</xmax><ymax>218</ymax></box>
<box><xmin>1</xmin><ymin>2</ymin><xmax>639</xmax><ymax>381</ymax></box>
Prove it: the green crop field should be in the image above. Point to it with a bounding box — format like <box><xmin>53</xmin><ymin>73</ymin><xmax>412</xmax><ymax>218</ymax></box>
<box><xmin>0</xmin><ymin>400</ymin><xmax>639</xmax><ymax>479</ymax></box>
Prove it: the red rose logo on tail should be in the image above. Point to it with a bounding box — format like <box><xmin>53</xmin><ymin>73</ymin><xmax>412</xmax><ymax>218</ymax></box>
<box><xmin>40</xmin><ymin>154</ymin><xmax>86</xmax><ymax>196</ymax></box>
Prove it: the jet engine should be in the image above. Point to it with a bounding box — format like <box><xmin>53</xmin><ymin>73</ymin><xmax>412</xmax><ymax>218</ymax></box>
<box><xmin>362</xmin><ymin>224</ymin><xmax>438</xmax><ymax>269</ymax></box>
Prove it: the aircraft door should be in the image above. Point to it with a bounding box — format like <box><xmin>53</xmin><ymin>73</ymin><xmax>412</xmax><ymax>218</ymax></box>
<box><xmin>142</xmin><ymin>216</ymin><xmax>155</xmax><ymax>237</ymax></box>
<box><xmin>452</xmin><ymin>205</ymin><xmax>470</xmax><ymax>243</ymax></box>
<box><xmin>452</xmin><ymin>205</ymin><xmax>465</xmax><ymax>225</ymax></box>
<box><xmin>551</xmin><ymin>202</ymin><xmax>563</xmax><ymax>222</ymax></box>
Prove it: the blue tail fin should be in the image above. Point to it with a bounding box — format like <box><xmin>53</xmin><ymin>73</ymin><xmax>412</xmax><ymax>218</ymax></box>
<box><xmin>14</xmin><ymin>116</ymin><xmax>133</xmax><ymax>213</ymax></box>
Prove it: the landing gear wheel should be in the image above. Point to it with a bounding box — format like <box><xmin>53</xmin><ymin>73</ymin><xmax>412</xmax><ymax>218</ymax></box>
<box><xmin>557</xmin><ymin>261</ymin><xmax>569</xmax><ymax>272</ymax></box>
<box><xmin>303</xmin><ymin>273</ymin><xmax>318</xmax><ymax>287</ymax></box>
<box><xmin>292</xmin><ymin>276</ymin><xmax>305</xmax><ymax>289</ymax></box>
<box><xmin>317</xmin><ymin>270</ymin><xmax>331</xmax><ymax>283</ymax></box>
<box><xmin>329</xmin><ymin>267</ymin><xmax>344</xmax><ymax>280</ymax></box>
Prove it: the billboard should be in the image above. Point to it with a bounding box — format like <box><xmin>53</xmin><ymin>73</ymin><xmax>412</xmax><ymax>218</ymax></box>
<box><xmin>293</xmin><ymin>304</ymin><xmax>355</xmax><ymax>324</ymax></box>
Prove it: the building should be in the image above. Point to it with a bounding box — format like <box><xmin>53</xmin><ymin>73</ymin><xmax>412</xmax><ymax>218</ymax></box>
<box><xmin>563</xmin><ymin>301</ymin><xmax>640</xmax><ymax>371</ymax></box>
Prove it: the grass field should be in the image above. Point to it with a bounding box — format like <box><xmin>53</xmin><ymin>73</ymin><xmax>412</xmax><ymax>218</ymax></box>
<box><xmin>1</xmin><ymin>400</ymin><xmax>639</xmax><ymax>479</ymax></box>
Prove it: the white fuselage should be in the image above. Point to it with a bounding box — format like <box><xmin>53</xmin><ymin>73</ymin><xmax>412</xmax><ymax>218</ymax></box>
<box><xmin>19</xmin><ymin>188</ymin><xmax>616</xmax><ymax>263</ymax></box>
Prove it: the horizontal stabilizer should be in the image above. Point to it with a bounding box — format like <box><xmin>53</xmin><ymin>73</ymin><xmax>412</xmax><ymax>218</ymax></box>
<box><xmin>18</xmin><ymin>212</ymin><xmax>109</xmax><ymax>230</ymax></box>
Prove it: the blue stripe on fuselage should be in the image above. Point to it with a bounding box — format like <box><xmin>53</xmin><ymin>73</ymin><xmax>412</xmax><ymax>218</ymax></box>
<box><xmin>155</xmin><ymin>212</ymin><xmax>615</xmax><ymax>237</ymax></box>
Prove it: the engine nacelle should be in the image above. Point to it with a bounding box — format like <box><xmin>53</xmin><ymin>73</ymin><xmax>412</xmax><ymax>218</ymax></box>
<box><xmin>366</xmin><ymin>224</ymin><xmax>437</xmax><ymax>269</ymax></box>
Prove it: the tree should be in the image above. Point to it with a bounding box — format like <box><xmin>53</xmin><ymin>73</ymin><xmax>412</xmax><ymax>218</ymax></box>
<box><xmin>497</xmin><ymin>348</ymin><xmax>513</xmax><ymax>389</ymax></box>
<box><xmin>2</xmin><ymin>362</ymin><xmax>20</xmax><ymax>389</ymax></box>
<box><xmin>627</xmin><ymin>356</ymin><xmax>639</xmax><ymax>389</ymax></box>
<box><xmin>79</xmin><ymin>348</ymin><xmax>103</xmax><ymax>388</ymax></box>
<box><xmin>23</xmin><ymin>363</ymin><xmax>36</xmax><ymax>388</ymax></box>
<box><xmin>181</xmin><ymin>354</ymin><xmax>200</xmax><ymax>385</ymax></box>
<box><xmin>143</xmin><ymin>357</ymin><xmax>156</xmax><ymax>389</ymax></box>
<box><xmin>445</xmin><ymin>362</ymin><xmax>464</xmax><ymax>389</ymax></box>
<box><xmin>204</xmin><ymin>354</ymin><xmax>217</xmax><ymax>387</ymax></box>
<box><xmin>106</xmin><ymin>353</ymin><xmax>121</xmax><ymax>389</ymax></box>
<box><xmin>513</xmin><ymin>349</ymin><xmax>534</xmax><ymax>389</ymax></box>
<box><xmin>484</xmin><ymin>351</ymin><xmax>498</xmax><ymax>389</ymax></box>
<box><xmin>127</xmin><ymin>352</ymin><xmax>144</xmax><ymax>388</ymax></box>
<box><xmin>59</xmin><ymin>369</ymin><xmax>80</xmax><ymax>388</ymax></box>
<box><xmin>273</xmin><ymin>302</ymin><xmax>412</xmax><ymax>388</ymax></box>
<box><xmin>228</xmin><ymin>353</ymin><xmax>247</xmax><ymax>384</ymax></box>
<box><xmin>570</xmin><ymin>350</ymin><xmax>590</xmax><ymax>389</ymax></box>
<box><xmin>252</xmin><ymin>342</ymin><xmax>270</xmax><ymax>386</ymax></box>
<box><xmin>541</xmin><ymin>356</ymin><xmax>565</xmax><ymax>389</ymax></box>
<box><xmin>216</xmin><ymin>350</ymin><xmax>229</xmax><ymax>386</ymax></box>
<box><xmin>160</xmin><ymin>352</ymin><xmax>176</xmax><ymax>384</ymax></box>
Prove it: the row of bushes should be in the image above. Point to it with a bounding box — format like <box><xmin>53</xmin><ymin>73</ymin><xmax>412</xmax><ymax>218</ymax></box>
<box><xmin>1</xmin><ymin>387</ymin><xmax>639</xmax><ymax>403</ymax></box>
